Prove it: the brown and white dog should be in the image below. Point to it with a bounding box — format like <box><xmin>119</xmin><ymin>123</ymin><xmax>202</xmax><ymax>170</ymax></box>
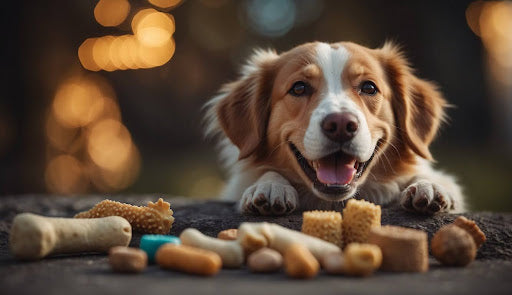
<box><xmin>205</xmin><ymin>41</ymin><xmax>464</xmax><ymax>215</ymax></box>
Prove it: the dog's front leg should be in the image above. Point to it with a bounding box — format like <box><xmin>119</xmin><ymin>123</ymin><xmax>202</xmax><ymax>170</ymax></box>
<box><xmin>238</xmin><ymin>171</ymin><xmax>298</xmax><ymax>215</ymax></box>
<box><xmin>399</xmin><ymin>162</ymin><xmax>466</xmax><ymax>214</ymax></box>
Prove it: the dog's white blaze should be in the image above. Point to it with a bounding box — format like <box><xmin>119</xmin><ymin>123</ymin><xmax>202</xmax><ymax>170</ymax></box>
<box><xmin>303</xmin><ymin>43</ymin><xmax>373</xmax><ymax>161</ymax></box>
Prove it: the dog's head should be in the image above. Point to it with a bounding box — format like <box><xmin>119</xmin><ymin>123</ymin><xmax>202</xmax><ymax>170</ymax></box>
<box><xmin>213</xmin><ymin>41</ymin><xmax>446</xmax><ymax>202</ymax></box>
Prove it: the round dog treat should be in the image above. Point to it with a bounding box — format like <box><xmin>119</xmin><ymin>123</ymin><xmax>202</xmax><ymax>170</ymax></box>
<box><xmin>284</xmin><ymin>244</ymin><xmax>319</xmax><ymax>279</ymax></box>
<box><xmin>431</xmin><ymin>224</ymin><xmax>476</xmax><ymax>267</ymax></box>
<box><xmin>75</xmin><ymin>198</ymin><xmax>174</xmax><ymax>234</ymax></box>
<box><xmin>217</xmin><ymin>229</ymin><xmax>238</xmax><ymax>241</ymax></box>
<box><xmin>180</xmin><ymin>228</ymin><xmax>244</xmax><ymax>268</ymax></box>
<box><xmin>139</xmin><ymin>234</ymin><xmax>180</xmax><ymax>263</ymax></box>
<box><xmin>321</xmin><ymin>252</ymin><xmax>346</xmax><ymax>275</ymax></box>
<box><xmin>368</xmin><ymin>225</ymin><xmax>428</xmax><ymax>272</ymax></box>
<box><xmin>453</xmin><ymin>216</ymin><xmax>486</xmax><ymax>248</ymax></box>
<box><xmin>247</xmin><ymin>247</ymin><xmax>283</xmax><ymax>273</ymax></box>
<box><xmin>302</xmin><ymin>211</ymin><xmax>343</xmax><ymax>247</ymax></box>
<box><xmin>342</xmin><ymin>199</ymin><xmax>381</xmax><ymax>246</ymax></box>
<box><xmin>343</xmin><ymin>243</ymin><xmax>382</xmax><ymax>276</ymax></box>
<box><xmin>109</xmin><ymin>246</ymin><xmax>147</xmax><ymax>273</ymax></box>
<box><xmin>9</xmin><ymin>213</ymin><xmax>131</xmax><ymax>260</ymax></box>
<box><xmin>155</xmin><ymin>244</ymin><xmax>222</xmax><ymax>276</ymax></box>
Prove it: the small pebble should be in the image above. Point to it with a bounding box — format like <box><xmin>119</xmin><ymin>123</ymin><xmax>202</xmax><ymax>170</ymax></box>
<box><xmin>139</xmin><ymin>234</ymin><xmax>180</xmax><ymax>263</ymax></box>
<box><xmin>217</xmin><ymin>229</ymin><xmax>238</xmax><ymax>241</ymax></box>
<box><xmin>109</xmin><ymin>246</ymin><xmax>147</xmax><ymax>273</ymax></box>
<box><xmin>247</xmin><ymin>247</ymin><xmax>283</xmax><ymax>273</ymax></box>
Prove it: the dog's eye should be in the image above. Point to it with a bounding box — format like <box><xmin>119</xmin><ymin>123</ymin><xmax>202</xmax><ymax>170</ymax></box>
<box><xmin>360</xmin><ymin>81</ymin><xmax>378</xmax><ymax>95</ymax></box>
<box><xmin>289</xmin><ymin>81</ymin><xmax>308</xmax><ymax>97</ymax></box>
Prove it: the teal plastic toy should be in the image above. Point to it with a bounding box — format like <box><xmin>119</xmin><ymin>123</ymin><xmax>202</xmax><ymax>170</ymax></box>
<box><xmin>139</xmin><ymin>234</ymin><xmax>180</xmax><ymax>263</ymax></box>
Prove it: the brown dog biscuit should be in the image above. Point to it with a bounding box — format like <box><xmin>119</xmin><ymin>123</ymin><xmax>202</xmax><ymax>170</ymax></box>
<box><xmin>342</xmin><ymin>199</ymin><xmax>381</xmax><ymax>246</ymax></box>
<box><xmin>368</xmin><ymin>225</ymin><xmax>428</xmax><ymax>272</ymax></box>
<box><xmin>155</xmin><ymin>244</ymin><xmax>222</xmax><ymax>276</ymax></box>
<box><xmin>284</xmin><ymin>244</ymin><xmax>319</xmax><ymax>279</ymax></box>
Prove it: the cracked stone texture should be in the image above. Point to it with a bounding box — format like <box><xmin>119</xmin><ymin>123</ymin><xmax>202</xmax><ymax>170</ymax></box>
<box><xmin>0</xmin><ymin>195</ymin><xmax>511</xmax><ymax>295</ymax></box>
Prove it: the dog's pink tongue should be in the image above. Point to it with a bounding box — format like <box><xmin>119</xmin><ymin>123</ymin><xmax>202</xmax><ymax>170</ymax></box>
<box><xmin>316</xmin><ymin>153</ymin><xmax>356</xmax><ymax>185</ymax></box>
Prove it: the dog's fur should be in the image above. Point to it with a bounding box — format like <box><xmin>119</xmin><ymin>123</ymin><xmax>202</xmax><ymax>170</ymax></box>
<box><xmin>205</xmin><ymin>41</ymin><xmax>465</xmax><ymax>215</ymax></box>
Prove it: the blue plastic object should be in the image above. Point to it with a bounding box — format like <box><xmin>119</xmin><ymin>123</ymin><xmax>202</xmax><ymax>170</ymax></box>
<box><xmin>140</xmin><ymin>234</ymin><xmax>181</xmax><ymax>263</ymax></box>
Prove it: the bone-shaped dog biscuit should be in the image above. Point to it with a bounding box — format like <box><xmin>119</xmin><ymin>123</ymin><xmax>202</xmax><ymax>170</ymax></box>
<box><xmin>238</xmin><ymin>222</ymin><xmax>341</xmax><ymax>260</ymax></box>
<box><xmin>180</xmin><ymin>228</ymin><xmax>244</xmax><ymax>268</ymax></box>
<box><xmin>10</xmin><ymin>213</ymin><xmax>131</xmax><ymax>260</ymax></box>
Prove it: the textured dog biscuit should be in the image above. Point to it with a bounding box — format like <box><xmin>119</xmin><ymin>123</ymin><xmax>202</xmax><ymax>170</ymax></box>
<box><xmin>75</xmin><ymin>198</ymin><xmax>174</xmax><ymax>234</ymax></box>
<box><xmin>155</xmin><ymin>244</ymin><xmax>222</xmax><ymax>276</ymax></box>
<box><xmin>431</xmin><ymin>224</ymin><xmax>476</xmax><ymax>266</ymax></box>
<box><xmin>343</xmin><ymin>243</ymin><xmax>382</xmax><ymax>276</ymax></box>
<box><xmin>302</xmin><ymin>210</ymin><xmax>343</xmax><ymax>247</ymax></box>
<box><xmin>237</xmin><ymin>222</ymin><xmax>341</xmax><ymax>260</ymax></box>
<box><xmin>217</xmin><ymin>229</ymin><xmax>238</xmax><ymax>241</ymax></box>
<box><xmin>247</xmin><ymin>247</ymin><xmax>283</xmax><ymax>273</ymax></box>
<box><xmin>368</xmin><ymin>225</ymin><xmax>428</xmax><ymax>272</ymax></box>
<box><xmin>180</xmin><ymin>228</ymin><xmax>244</xmax><ymax>268</ymax></box>
<box><xmin>284</xmin><ymin>244</ymin><xmax>319</xmax><ymax>279</ymax></box>
<box><xmin>109</xmin><ymin>246</ymin><xmax>147</xmax><ymax>273</ymax></box>
<box><xmin>342</xmin><ymin>199</ymin><xmax>381</xmax><ymax>246</ymax></box>
<box><xmin>9</xmin><ymin>213</ymin><xmax>131</xmax><ymax>260</ymax></box>
<box><xmin>453</xmin><ymin>216</ymin><xmax>486</xmax><ymax>248</ymax></box>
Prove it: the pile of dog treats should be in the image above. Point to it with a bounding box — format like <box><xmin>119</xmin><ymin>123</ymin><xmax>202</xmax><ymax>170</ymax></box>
<box><xmin>8</xmin><ymin>198</ymin><xmax>486</xmax><ymax>279</ymax></box>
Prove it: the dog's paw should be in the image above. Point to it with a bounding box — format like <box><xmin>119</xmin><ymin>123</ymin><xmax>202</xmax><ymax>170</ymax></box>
<box><xmin>400</xmin><ymin>181</ymin><xmax>453</xmax><ymax>214</ymax></box>
<box><xmin>239</xmin><ymin>182</ymin><xmax>298</xmax><ymax>215</ymax></box>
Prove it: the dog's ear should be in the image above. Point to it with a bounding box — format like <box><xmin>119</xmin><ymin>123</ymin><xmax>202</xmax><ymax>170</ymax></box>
<box><xmin>379</xmin><ymin>42</ymin><xmax>447</xmax><ymax>160</ymax></box>
<box><xmin>216</xmin><ymin>49</ymin><xmax>279</xmax><ymax>159</ymax></box>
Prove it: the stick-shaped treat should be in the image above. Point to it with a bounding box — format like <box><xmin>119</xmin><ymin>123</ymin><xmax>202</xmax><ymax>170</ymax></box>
<box><xmin>180</xmin><ymin>228</ymin><xmax>244</xmax><ymax>268</ymax></box>
<box><xmin>75</xmin><ymin>198</ymin><xmax>174</xmax><ymax>234</ymax></box>
<box><xmin>238</xmin><ymin>222</ymin><xmax>341</xmax><ymax>260</ymax></box>
<box><xmin>10</xmin><ymin>213</ymin><xmax>131</xmax><ymax>260</ymax></box>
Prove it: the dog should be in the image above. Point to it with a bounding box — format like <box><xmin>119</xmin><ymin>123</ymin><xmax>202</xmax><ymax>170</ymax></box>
<box><xmin>205</xmin><ymin>41</ymin><xmax>465</xmax><ymax>215</ymax></box>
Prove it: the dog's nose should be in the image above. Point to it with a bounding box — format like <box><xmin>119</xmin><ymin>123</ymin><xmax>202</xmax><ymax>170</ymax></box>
<box><xmin>321</xmin><ymin>112</ymin><xmax>359</xmax><ymax>142</ymax></box>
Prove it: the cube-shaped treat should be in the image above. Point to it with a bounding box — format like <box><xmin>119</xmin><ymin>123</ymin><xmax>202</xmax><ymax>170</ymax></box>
<box><xmin>302</xmin><ymin>210</ymin><xmax>343</xmax><ymax>247</ymax></box>
<box><xmin>342</xmin><ymin>199</ymin><xmax>381</xmax><ymax>246</ymax></box>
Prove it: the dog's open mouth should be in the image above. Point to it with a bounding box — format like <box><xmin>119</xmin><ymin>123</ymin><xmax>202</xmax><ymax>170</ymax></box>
<box><xmin>289</xmin><ymin>143</ymin><xmax>375</xmax><ymax>195</ymax></box>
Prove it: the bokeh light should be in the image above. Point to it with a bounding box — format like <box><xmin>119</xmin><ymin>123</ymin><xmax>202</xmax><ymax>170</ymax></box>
<box><xmin>45</xmin><ymin>154</ymin><xmax>87</xmax><ymax>194</ymax></box>
<box><xmin>46</xmin><ymin>74</ymin><xmax>140</xmax><ymax>194</ymax></box>
<box><xmin>94</xmin><ymin>0</ymin><xmax>131</xmax><ymax>27</ymax></box>
<box><xmin>52</xmin><ymin>79</ymin><xmax>105</xmax><ymax>128</ymax></box>
<box><xmin>242</xmin><ymin>0</ymin><xmax>296</xmax><ymax>37</ymax></box>
<box><xmin>148</xmin><ymin>0</ymin><xmax>183</xmax><ymax>9</ymax></box>
<box><xmin>133</xmin><ymin>9</ymin><xmax>175</xmax><ymax>47</ymax></box>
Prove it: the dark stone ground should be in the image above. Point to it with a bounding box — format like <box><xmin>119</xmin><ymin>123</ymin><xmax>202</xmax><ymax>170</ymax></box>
<box><xmin>1</xmin><ymin>195</ymin><xmax>511</xmax><ymax>295</ymax></box>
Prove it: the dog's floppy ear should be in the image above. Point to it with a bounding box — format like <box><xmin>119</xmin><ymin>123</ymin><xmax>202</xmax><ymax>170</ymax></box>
<box><xmin>379</xmin><ymin>42</ymin><xmax>447</xmax><ymax>160</ymax></box>
<box><xmin>216</xmin><ymin>49</ymin><xmax>279</xmax><ymax>159</ymax></box>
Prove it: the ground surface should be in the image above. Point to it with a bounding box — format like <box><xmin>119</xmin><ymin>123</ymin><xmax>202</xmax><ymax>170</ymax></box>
<box><xmin>0</xmin><ymin>195</ymin><xmax>511</xmax><ymax>295</ymax></box>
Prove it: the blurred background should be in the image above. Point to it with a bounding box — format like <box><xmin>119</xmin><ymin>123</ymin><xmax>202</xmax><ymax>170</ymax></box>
<box><xmin>1</xmin><ymin>0</ymin><xmax>511</xmax><ymax>211</ymax></box>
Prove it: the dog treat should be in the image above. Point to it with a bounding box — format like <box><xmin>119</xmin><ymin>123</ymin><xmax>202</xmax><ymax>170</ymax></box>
<box><xmin>75</xmin><ymin>198</ymin><xmax>174</xmax><ymax>234</ymax></box>
<box><xmin>453</xmin><ymin>216</ymin><xmax>486</xmax><ymax>248</ymax></box>
<box><xmin>321</xmin><ymin>252</ymin><xmax>346</xmax><ymax>275</ymax></box>
<box><xmin>247</xmin><ymin>247</ymin><xmax>283</xmax><ymax>273</ymax></box>
<box><xmin>342</xmin><ymin>199</ymin><xmax>381</xmax><ymax>246</ymax></box>
<box><xmin>238</xmin><ymin>222</ymin><xmax>341</xmax><ymax>260</ymax></box>
<box><xmin>155</xmin><ymin>244</ymin><xmax>222</xmax><ymax>276</ymax></box>
<box><xmin>217</xmin><ymin>229</ymin><xmax>238</xmax><ymax>241</ymax></box>
<box><xmin>302</xmin><ymin>210</ymin><xmax>343</xmax><ymax>247</ymax></box>
<box><xmin>139</xmin><ymin>234</ymin><xmax>180</xmax><ymax>263</ymax></box>
<box><xmin>431</xmin><ymin>224</ymin><xmax>476</xmax><ymax>267</ymax></box>
<box><xmin>284</xmin><ymin>244</ymin><xmax>320</xmax><ymax>279</ymax></box>
<box><xmin>343</xmin><ymin>243</ymin><xmax>382</xmax><ymax>276</ymax></box>
<box><xmin>9</xmin><ymin>213</ymin><xmax>131</xmax><ymax>260</ymax></box>
<box><xmin>180</xmin><ymin>228</ymin><xmax>244</xmax><ymax>268</ymax></box>
<box><xmin>109</xmin><ymin>246</ymin><xmax>148</xmax><ymax>273</ymax></box>
<box><xmin>368</xmin><ymin>225</ymin><xmax>428</xmax><ymax>272</ymax></box>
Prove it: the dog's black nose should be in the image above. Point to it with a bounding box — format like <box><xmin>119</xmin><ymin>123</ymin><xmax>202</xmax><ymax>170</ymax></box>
<box><xmin>321</xmin><ymin>112</ymin><xmax>359</xmax><ymax>142</ymax></box>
